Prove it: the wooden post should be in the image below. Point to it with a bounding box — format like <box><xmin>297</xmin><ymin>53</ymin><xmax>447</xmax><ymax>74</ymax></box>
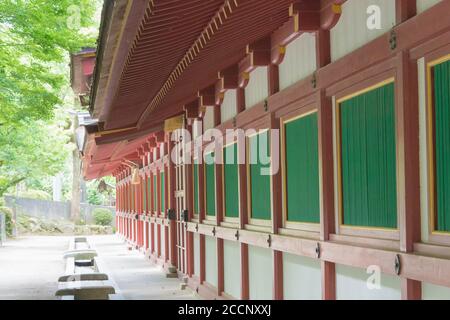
<box><xmin>168</xmin><ymin>137</ymin><xmax>178</xmax><ymax>269</ymax></box>
<box><xmin>318</xmin><ymin>89</ymin><xmax>336</xmax><ymax>300</ymax></box>
<box><xmin>396</xmin><ymin>51</ymin><xmax>421</xmax><ymax>300</ymax></box>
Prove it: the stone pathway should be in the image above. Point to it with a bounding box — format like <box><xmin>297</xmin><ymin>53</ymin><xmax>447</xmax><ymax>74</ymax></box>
<box><xmin>0</xmin><ymin>235</ymin><xmax>198</xmax><ymax>300</ymax></box>
<box><xmin>0</xmin><ymin>236</ymin><xmax>69</xmax><ymax>300</ymax></box>
<box><xmin>90</xmin><ymin>235</ymin><xmax>199</xmax><ymax>300</ymax></box>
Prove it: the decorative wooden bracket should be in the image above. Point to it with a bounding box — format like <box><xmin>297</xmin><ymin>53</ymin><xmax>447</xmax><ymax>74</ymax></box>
<box><xmin>270</xmin><ymin>1</ymin><xmax>343</xmax><ymax>65</ymax></box>
<box><xmin>238</xmin><ymin>36</ymin><xmax>271</xmax><ymax>88</ymax></box>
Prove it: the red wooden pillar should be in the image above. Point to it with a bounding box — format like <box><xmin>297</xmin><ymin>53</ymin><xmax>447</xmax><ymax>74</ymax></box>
<box><xmin>237</xmin><ymin>104</ymin><xmax>249</xmax><ymax>299</ymax></box>
<box><xmin>396</xmin><ymin>51</ymin><xmax>421</xmax><ymax>300</ymax></box>
<box><xmin>318</xmin><ymin>89</ymin><xmax>336</xmax><ymax>300</ymax></box>
<box><xmin>185</xmin><ymin>124</ymin><xmax>195</xmax><ymax>277</ymax></box>
<box><xmin>167</xmin><ymin>137</ymin><xmax>178</xmax><ymax>268</ymax></box>
<box><xmin>269</xmin><ymin>112</ymin><xmax>283</xmax><ymax>300</ymax></box>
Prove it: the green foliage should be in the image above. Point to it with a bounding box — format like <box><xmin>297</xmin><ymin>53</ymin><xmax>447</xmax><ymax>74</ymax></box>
<box><xmin>0</xmin><ymin>120</ymin><xmax>72</xmax><ymax>197</ymax></box>
<box><xmin>92</xmin><ymin>208</ymin><xmax>113</xmax><ymax>226</ymax></box>
<box><xmin>18</xmin><ymin>189</ymin><xmax>51</xmax><ymax>200</ymax></box>
<box><xmin>0</xmin><ymin>206</ymin><xmax>13</xmax><ymax>236</ymax></box>
<box><xmin>86</xmin><ymin>178</ymin><xmax>116</xmax><ymax>205</ymax></box>
<box><xmin>87</xmin><ymin>187</ymin><xmax>102</xmax><ymax>205</ymax></box>
<box><xmin>0</xmin><ymin>0</ymin><xmax>99</xmax><ymax>125</ymax></box>
<box><xmin>0</xmin><ymin>0</ymin><xmax>101</xmax><ymax>195</ymax></box>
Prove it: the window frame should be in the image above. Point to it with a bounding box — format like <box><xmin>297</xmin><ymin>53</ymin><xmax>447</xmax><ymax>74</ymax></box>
<box><xmin>335</xmin><ymin>77</ymin><xmax>400</xmax><ymax>240</ymax></box>
<box><xmin>203</xmin><ymin>149</ymin><xmax>217</xmax><ymax>223</ymax></box>
<box><xmin>280</xmin><ymin>108</ymin><xmax>321</xmax><ymax>233</ymax></box>
<box><xmin>246</xmin><ymin>129</ymin><xmax>272</xmax><ymax>229</ymax></box>
<box><xmin>426</xmin><ymin>53</ymin><xmax>450</xmax><ymax>243</ymax></box>
<box><xmin>192</xmin><ymin>157</ymin><xmax>200</xmax><ymax>221</ymax></box>
<box><xmin>222</xmin><ymin>141</ymin><xmax>240</xmax><ymax>226</ymax></box>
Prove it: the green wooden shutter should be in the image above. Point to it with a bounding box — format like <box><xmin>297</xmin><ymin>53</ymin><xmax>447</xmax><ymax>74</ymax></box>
<box><xmin>285</xmin><ymin>113</ymin><xmax>320</xmax><ymax>223</ymax></box>
<box><xmin>434</xmin><ymin>60</ymin><xmax>450</xmax><ymax>232</ymax></box>
<box><xmin>205</xmin><ymin>152</ymin><xmax>216</xmax><ymax>216</ymax></box>
<box><xmin>161</xmin><ymin>172</ymin><xmax>165</xmax><ymax>213</ymax></box>
<box><xmin>340</xmin><ymin>82</ymin><xmax>397</xmax><ymax>228</ymax></box>
<box><xmin>153</xmin><ymin>175</ymin><xmax>157</xmax><ymax>212</ymax></box>
<box><xmin>224</xmin><ymin>143</ymin><xmax>239</xmax><ymax>218</ymax></box>
<box><xmin>193</xmin><ymin>163</ymin><xmax>199</xmax><ymax>215</ymax></box>
<box><xmin>249</xmin><ymin>131</ymin><xmax>271</xmax><ymax>220</ymax></box>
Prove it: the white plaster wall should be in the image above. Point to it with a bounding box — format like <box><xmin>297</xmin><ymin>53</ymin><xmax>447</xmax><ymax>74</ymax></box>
<box><xmin>205</xmin><ymin>235</ymin><xmax>218</xmax><ymax>287</ymax></box>
<box><xmin>248</xmin><ymin>245</ymin><xmax>273</xmax><ymax>300</ymax></box>
<box><xmin>223</xmin><ymin>240</ymin><xmax>241</xmax><ymax>299</ymax></box>
<box><xmin>418</xmin><ymin>57</ymin><xmax>430</xmax><ymax>242</ymax></box>
<box><xmin>221</xmin><ymin>90</ymin><xmax>237</xmax><ymax>123</ymax></box>
<box><xmin>203</xmin><ymin>106</ymin><xmax>215</xmax><ymax>131</ymax></box>
<box><xmin>194</xmin><ymin>233</ymin><xmax>200</xmax><ymax>277</ymax></box>
<box><xmin>336</xmin><ymin>264</ymin><xmax>401</xmax><ymax>300</ymax></box>
<box><xmin>279</xmin><ymin>33</ymin><xmax>317</xmax><ymax>91</ymax></box>
<box><xmin>245</xmin><ymin>66</ymin><xmax>269</xmax><ymax>109</ymax></box>
<box><xmin>331</xmin><ymin>0</ymin><xmax>396</xmax><ymax>62</ymax></box>
<box><xmin>283</xmin><ymin>253</ymin><xmax>322</xmax><ymax>300</ymax></box>
<box><xmin>417</xmin><ymin>0</ymin><xmax>441</xmax><ymax>13</ymax></box>
<box><xmin>422</xmin><ymin>282</ymin><xmax>450</xmax><ymax>300</ymax></box>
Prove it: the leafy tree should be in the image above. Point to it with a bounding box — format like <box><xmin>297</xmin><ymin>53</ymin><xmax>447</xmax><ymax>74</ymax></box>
<box><xmin>0</xmin><ymin>119</ymin><xmax>71</xmax><ymax>196</ymax></box>
<box><xmin>0</xmin><ymin>0</ymin><xmax>99</xmax><ymax>125</ymax></box>
<box><xmin>0</xmin><ymin>0</ymin><xmax>101</xmax><ymax>195</ymax></box>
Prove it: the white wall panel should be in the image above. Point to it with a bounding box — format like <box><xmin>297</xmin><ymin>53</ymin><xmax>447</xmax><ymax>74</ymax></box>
<box><xmin>417</xmin><ymin>0</ymin><xmax>441</xmax><ymax>13</ymax></box>
<box><xmin>205</xmin><ymin>235</ymin><xmax>218</xmax><ymax>287</ymax></box>
<box><xmin>279</xmin><ymin>33</ymin><xmax>317</xmax><ymax>91</ymax></box>
<box><xmin>422</xmin><ymin>282</ymin><xmax>450</xmax><ymax>300</ymax></box>
<box><xmin>221</xmin><ymin>90</ymin><xmax>237</xmax><ymax>123</ymax></box>
<box><xmin>223</xmin><ymin>240</ymin><xmax>240</xmax><ymax>298</ymax></box>
<box><xmin>331</xmin><ymin>0</ymin><xmax>396</xmax><ymax>62</ymax></box>
<box><xmin>203</xmin><ymin>106</ymin><xmax>215</xmax><ymax>131</ymax></box>
<box><xmin>248</xmin><ymin>245</ymin><xmax>273</xmax><ymax>300</ymax></box>
<box><xmin>283</xmin><ymin>253</ymin><xmax>321</xmax><ymax>300</ymax></box>
<box><xmin>245</xmin><ymin>67</ymin><xmax>268</xmax><ymax>109</ymax></box>
<box><xmin>336</xmin><ymin>264</ymin><xmax>401</xmax><ymax>300</ymax></box>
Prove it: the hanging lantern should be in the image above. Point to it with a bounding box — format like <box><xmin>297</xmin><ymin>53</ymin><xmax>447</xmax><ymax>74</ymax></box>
<box><xmin>131</xmin><ymin>167</ymin><xmax>140</xmax><ymax>185</ymax></box>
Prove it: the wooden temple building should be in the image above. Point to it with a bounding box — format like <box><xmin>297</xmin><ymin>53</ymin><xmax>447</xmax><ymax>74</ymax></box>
<box><xmin>81</xmin><ymin>0</ymin><xmax>450</xmax><ymax>299</ymax></box>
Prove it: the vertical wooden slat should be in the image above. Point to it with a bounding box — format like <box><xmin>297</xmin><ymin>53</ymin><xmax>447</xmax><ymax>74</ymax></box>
<box><xmin>396</xmin><ymin>51</ymin><xmax>422</xmax><ymax>299</ymax></box>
